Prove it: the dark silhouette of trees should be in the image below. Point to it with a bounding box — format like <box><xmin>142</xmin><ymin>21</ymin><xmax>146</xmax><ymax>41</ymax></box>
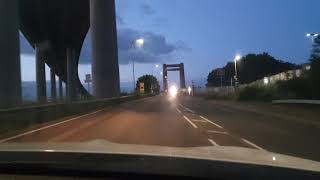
<box><xmin>207</xmin><ymin>53</ymin><xmax>297</xmax><ymax>87</ymax></box>
<box><xmin>309</xmin><ymin>36</ymin><xmax>320</xmax><ymax>99</ymax></box>
<box><xmin>136</xmin><ymin>75</ymin><xmax>160</xmax><ymax>93</ymax></box>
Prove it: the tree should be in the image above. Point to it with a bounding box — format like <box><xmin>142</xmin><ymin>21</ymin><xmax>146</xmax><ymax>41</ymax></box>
<box><xmin>206</xmin><ymin>53</ymin><xmax>297</xmax><ymax>87</ymax></box>
<box><xmin>206</xmin><ymin>68</ymin><xmax>225</xmax><ymax>87</ymax></box>
<box><xmin>309</xmin><ymin>36</ymin><xmax>320</xmax><ymax>99</ymax></box>
<box><xmin>136</xmin><ymin>75</ymin><xmax>160</xmax><ymax>93</ymax></box>
<box><xmin>236</xmin><ymin>53</ymin><xmax>297</xmax><ymax>84</ymax></box>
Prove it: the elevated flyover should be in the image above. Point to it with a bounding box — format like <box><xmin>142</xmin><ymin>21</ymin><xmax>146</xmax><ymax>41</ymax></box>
<box><xmin>0</xmin><ymin>0</ymin><xmax>120</xmax><ymax>108</ymax></box>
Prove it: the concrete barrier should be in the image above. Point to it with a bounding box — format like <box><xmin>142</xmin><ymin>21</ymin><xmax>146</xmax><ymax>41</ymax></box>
<box><xmin>0</xmin><ymin>94</ymin><xmax>153</xmax><ymax>138</ymax></box>
<box><xmin>272</xmin><ymin>99</ymin><xmax>320</xmax><ymax>105</ymax></box>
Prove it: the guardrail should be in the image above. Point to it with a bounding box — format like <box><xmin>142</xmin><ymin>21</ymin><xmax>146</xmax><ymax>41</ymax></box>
<box><xmin>272</xmin><ymin>99</ymin><xmax>320</xmax><ymax>105</ymax></box>
<box><xmin>0</xmin><ymin>94</ymin><xmax>154</xmax><ymax>138</ymax></box>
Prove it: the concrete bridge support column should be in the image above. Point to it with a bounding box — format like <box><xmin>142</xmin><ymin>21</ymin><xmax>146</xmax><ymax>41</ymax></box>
<box><xmin>58</xmin><ymin>77</ymin><xmax>63</xmax><ymax>100</ymax></box>
<box><xmin>90</xmin><ymin>0</ymin><xmax>120</xmax><ymax>98</ymax></box>
<box><xmin>35</xmin><ymin>44</ymin><xmax>47</xmax><ymax>103</ymax></box>
<box><xmin>0</xmin><ymin>0</ymin><xmax>22</xmax><ymax>108</ymax></box>
<box><xmin>66</xmin><ymin>48</ymin><xmax>77</xmax><ymax>102</ymax></box>
<box><xmin>179</xmin><ymin>63</ymin><xmax>186</xmax><ymax>89</ymax></box>
<box><xmin>162</xmin><ymin>64</ymin><xmax>168</xmax><ymax>92</ymax></box>
<box><xmin>50</xmin><ymin>68</ymin><xmax>57</xmax><ymax>101</ymax></box>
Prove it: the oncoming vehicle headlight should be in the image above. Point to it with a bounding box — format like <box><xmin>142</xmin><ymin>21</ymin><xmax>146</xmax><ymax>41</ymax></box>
<box><xmin>169</xmin><ymin>85</ymin><xmax>178</xmax><ymax>98</ymax></box>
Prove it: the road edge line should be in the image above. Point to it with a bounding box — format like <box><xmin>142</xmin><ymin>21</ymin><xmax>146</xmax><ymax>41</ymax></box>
<box><xmin>208</xmin><ymin>139</ymin><xmax>219</xmax><ymax>146</ymax></box>
<box><xmin>241</xmin><ymin>138</ymin><xmax>266</xmax><ymax>151</ymax></box>
<box><xmin>0</xmin><ymin>110</ymin><xmax>104</xmax><ymax>143</ymax></box>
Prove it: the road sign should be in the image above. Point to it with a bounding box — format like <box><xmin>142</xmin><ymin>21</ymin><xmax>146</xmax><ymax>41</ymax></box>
<box><xmin>84</xmin><ymin>74</ymin><xmax>92</xmax><ymax>83</ymax></box>
<box><xmin>84</xmin><ymin>74</ymin><xmax>92</xmax><ymax>93</ymax></box>
<box><xmin>139</xmin><ymin>82</ymin><xmax>145</xmax><ymax>94</ymax></box>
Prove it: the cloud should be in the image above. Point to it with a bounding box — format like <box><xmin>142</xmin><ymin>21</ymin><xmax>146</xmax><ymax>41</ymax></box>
<box><xmin>140</xmin><ymin>3</ymin><xmax>155</xmax><ymax>15</ymax></box>
<box><xmin>19</xmin><ymin>29</ymin><xmax>189</xmax><ymax>65</ymax></box>
<box><xmin>79</xmin><ymin>28</ymin><xmax>189</xmax><ymax>65</ymax></box>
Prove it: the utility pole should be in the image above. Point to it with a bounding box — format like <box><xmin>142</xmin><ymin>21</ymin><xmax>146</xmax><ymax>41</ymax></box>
<box><xmin>191</xmin><ymin>80</ymin><xmax>195</xmax><ymax>96</ymax></box>
<box><xmin>132</xmin><ymin>59</ymin><xmax>135</xmax><ymax>93</ymax></box>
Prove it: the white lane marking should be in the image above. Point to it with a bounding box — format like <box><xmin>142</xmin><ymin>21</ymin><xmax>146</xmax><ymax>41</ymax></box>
<box><xmin>176</xmin><ymin>108</ymin><xmax>181</xmax><ymax>113</ymax></box>
<box><xmin>183</xmin><ymin>115</ymin><xmax>198</xmax><ymax>128</ymax></box>
<box><xmin>199</xmin><ymin>116</ymin><xmax>223</xmax><ymax>129</ymax></box>
<box><xmin>192</xmin><ymin>119</ymin><xmax>207</xmax><ymax>123</ymax></box>
<box><xmin>0</xmin><ymin>110</ymin><xmax>104</xmax><ymax>143</ymax></box>
<box><xmin>179</xmin><ymin>103</ymin><xmax>183</xmax><ymax>108</ymax></box>
<box><xmin>208</xmin><ymin>139</ymin><xmax>219</xmax><ymax>146</ymax></box>
<box><xmin>184</xmin><ymin>107</ymin><xmax>195</xmax><ymax>114</ymax></box>
<box><xmin>207</xmin><ymin>130</ymin><xmax>229</xmax><ymax>135</ymax></box>
<box><xmin>241</xmin><ymin>138</ymin><xmax>266</xmax><ymax>151</ymax></box>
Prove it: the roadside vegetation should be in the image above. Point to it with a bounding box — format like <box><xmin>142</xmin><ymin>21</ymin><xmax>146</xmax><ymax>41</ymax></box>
<box><xmin>206</xmin><ymin>36</ymin><xmax>320</xmax><ymax>102</ymax></box>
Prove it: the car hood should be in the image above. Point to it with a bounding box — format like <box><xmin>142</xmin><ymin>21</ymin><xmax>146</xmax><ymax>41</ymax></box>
<box><xmin>0</xmin><ymin>140</ymin><xmax>319</xmax><ymax>172</ymax></box>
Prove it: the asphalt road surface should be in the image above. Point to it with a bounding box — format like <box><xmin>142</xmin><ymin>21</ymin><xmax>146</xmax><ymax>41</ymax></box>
<box><xmin>1</xmin><ymin>95</ymin><xmax>319</xmax><ymax>161</ymax></box>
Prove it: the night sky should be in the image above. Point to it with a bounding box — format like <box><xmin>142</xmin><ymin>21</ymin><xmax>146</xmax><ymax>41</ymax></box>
<box><xmin>20</xmin><ymin>0</ymin><xmax>320</xmax><ymax>88</ymax></box>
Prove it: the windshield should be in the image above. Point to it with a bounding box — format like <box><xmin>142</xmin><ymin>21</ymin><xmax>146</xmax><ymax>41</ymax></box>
<box><xmin>0</xmin><ymin>0</ymin><xmax>320</xmax><ymax>170</ymax></box>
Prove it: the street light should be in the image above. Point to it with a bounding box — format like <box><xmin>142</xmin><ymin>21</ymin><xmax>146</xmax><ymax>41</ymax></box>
<box><xmin>151</xmin><ymin>64</ymin><xmax>159</xmax><ymax>94</ymax></box>
<box><xmin>234</xmin><ymin>54</ymin><xmax>241</xmax><ymax>86</ymax></box>
<box><xmin>306</xmin><ymin>33</ymin><xmax>319</xmax><ymax>37</ymax></box>
<box><xmin>132</xmin><ymin>38</ymin><xmax>144</xmax><ymax>92</ymax></box>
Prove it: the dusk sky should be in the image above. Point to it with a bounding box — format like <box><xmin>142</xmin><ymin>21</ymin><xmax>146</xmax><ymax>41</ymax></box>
<box><xmin>20</xmin><ymin>0</ymin><xmax>320</xmax><ymax>88</ymax></box>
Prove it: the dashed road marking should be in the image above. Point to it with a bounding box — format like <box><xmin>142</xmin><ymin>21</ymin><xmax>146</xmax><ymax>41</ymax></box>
<box><xmin>184</xmin><ymin>107</ymin><xmax>195</xmax><ymax>114</ymax></box>
<box><xmin>176</xmin><ymin>108</ymin><xmax>181</xmax><ymax>113</ymax></box>
<box><xmin>207</xmin><ymin>130</ymin><xmax>229</xmax><ymax>135</ymax></box>
<box><xmin>241</xmin><ymin>138</ymin><xmax>266</xmax><ymax>151</ymax></box>
<box><xmin>183</xmin><ymin>115</ymin><xmax>198</xmax><ymax>128</ymax></box>
<box><xmin>200</xmin><ymin>116</ymin><xmax>223</xmax><ymax>129</ymax></box>
<box><xmin>191</xmin><ymin>119</ymin><xmax>207</xmax><ymax>123</ymax></box>
<box><xmin>208</xmin><ymin>139</ymin><xmax>219</xmax><ymax>146</ymax></box>
<box><xmin>0</xmin><ymin>110</ymin><xmax>104</xmax><ymax>143</ymax></box>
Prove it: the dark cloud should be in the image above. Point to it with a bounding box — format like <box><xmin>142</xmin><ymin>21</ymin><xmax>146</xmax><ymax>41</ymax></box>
<box><xmin>79</xmin><ymin>28</ymin><xmax>189</xmax><ymax>65</ymax></box>
<box><xmin>19</xmin><ymin>29</ymin><xmax>188</xmax><ymax>65</ymax></box>
<box><xmin>140</xmin><ymin>3</ymin><xmax>155</xmax><ymax>15</ymax></box>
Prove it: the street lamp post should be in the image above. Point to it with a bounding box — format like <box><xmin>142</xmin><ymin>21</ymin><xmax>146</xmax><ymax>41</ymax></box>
<box><xmin>151</xmin><ymin>64</ymin><xmax>159</xmax><ymax>94</ymax></box>
<box><xmin>306</xmin><ymin>33</ymin><xmax>319</xmax><ymax>38</ymax></box>
<box><xmin>132</xmin><ymin>38</ymin><xmax>144</xmax><ymax>93</ymax></box>
<box><xmin>234</xmin><ymin>54</ymin><xmax>241</xmax><ymax>87</ymax></box>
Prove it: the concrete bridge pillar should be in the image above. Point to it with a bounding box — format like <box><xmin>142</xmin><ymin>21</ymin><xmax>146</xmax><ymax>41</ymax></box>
<box><xmin>0</xmin><ymin>0</ymin><xmax>22</xmax><ymax>108</ymax></box>
<box><xmin>50</xmin><ymin>68</ymin><xmax>57</xmax><ymax>101</ymax></box>
<box><xmin>162</xmin><ymin>64</ymin><xmax>168</xmax><ymax>92</ymax></box>
<box><xmin>179</xmin><ymin>63</ymin><xmax>186</xmax><ymax>89</ymax></box>
<box><xmin>66</xmin><ymin>48</ymin><xmax>77</xmax><ymax>102</ymax></box>
<box><xmin>58</xmin><ymin>77</ymin><xmax>63</xmax><ymax>100</ymax></box>
<box><xmin>90</xmin><ymin>0</ymin><xmax>120</xmax><ymax>98</ymax></box>
<box><xmin>35</xmin><ymin>44</ymin><xmax>47</xmax><ymax>103</ymax></box>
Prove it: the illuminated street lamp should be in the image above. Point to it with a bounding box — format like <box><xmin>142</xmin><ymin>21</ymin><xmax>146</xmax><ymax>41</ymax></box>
<box><xmin>132</xmin><ymin>38</ymin><xmax>144</xmax><ymax>92</ymax></box>
<box><xmin>135</xmin><ymin>38</ymin><xmax>144</xmax><ymax>48</ymax></box>
<box><xmin>306</xmin><ymin>33</ymin><xmax>319</xmax><ymax>38</ymax></box>
<box><xmin>188</xmin><ymin>86</ymin><xmax>192</xmax><ymax>95</ymax></box>
<box><xmin>234</xmin><ymin>54</ymin><xmax>242</xmax><ymax>86</ymax></box>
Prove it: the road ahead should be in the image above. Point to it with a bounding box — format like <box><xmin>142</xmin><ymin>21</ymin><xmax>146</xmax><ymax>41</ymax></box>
<box><xmin>1</xmin><ymin>95</ymin><xmax>320</xmax><ymax>161</ymax></box>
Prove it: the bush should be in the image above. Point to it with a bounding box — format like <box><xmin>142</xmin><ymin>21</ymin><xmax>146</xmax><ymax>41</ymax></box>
<box><xmin>310</xmin><ymin>59</ymin><xmax>320</xmax><ymax>99</ymax></box>
<box><xmin>236</xmin><ymin>84</ymin><xmax>277</xmax><ymax>102</ymax></box>
<box><xmin>276</xmin><ymin>77</ymin><xmax>312</xmax><ymax>99</ymax></box>
<box><xmin>205</xmin><ymin>93</ymin><xmax>236</xmax><ymax>100</ymax></box>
